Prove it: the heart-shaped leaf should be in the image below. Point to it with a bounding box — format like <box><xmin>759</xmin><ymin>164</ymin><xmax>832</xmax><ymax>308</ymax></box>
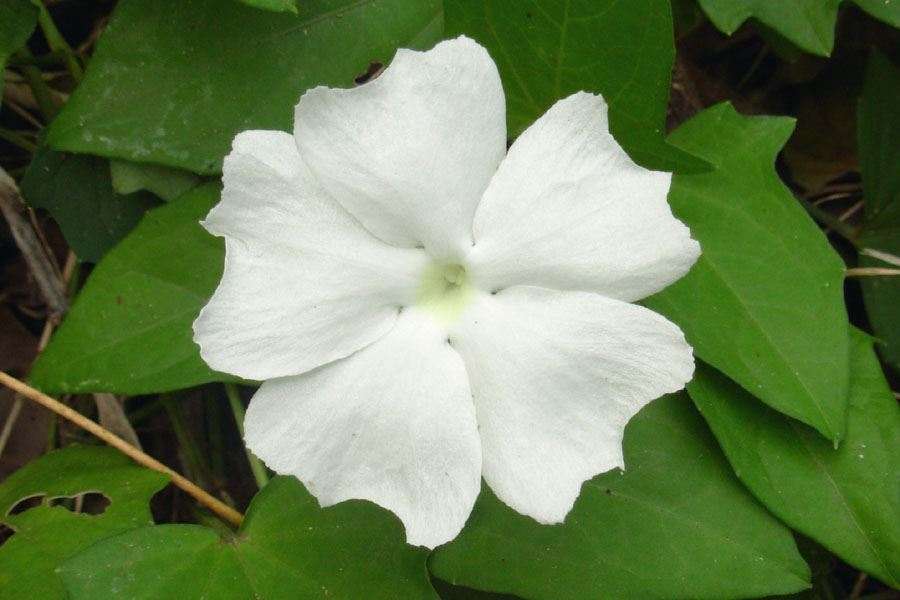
<box><xmin>696</xmin><ymin>0</ymin><xmax>900</xmax><ymax>57</ymax></box>
<box><xmin>645</xmin><ymin>104</ymin><xmax>850</xmax><ymax>442</ymax></box>
<box><xmin>45</xmin><ymin>0</ymin><xmax>443</xmax><ymax>174</ymax></box>
<box><xmin>30</xmin><ymin>183</ymin><xmax>229</xmax><ymax>394</ymax></box>
<box><xmin>20</xmin><ymin>147</ymin><xmax>159</xmax><ymax>263</ymax></box>
<box><xmin>59</xmin><ymin>477</ymin><xmax>436</xmax><ymax>599</ymax></box>
<box><xmin>688</xmin><ymin>330</ymin><xmax>900</xmax><ymax>587</ymax></box>
<box><xmin>0</xmin><ymin>446</ymin><xmax>168</xmax><ymax>600</ymax></box>
<box><xmin>445</xmin><ymin>0</ymin><xmax>706</xmax><ymax>172</ymax></box>
<box><xmin>429</xmin><ymin>394</ymin><xmax>810</xmax><ymax>600</ymax></box>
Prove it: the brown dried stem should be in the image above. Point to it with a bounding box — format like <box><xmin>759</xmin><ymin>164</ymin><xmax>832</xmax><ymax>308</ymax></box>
<box><xmin>0</xmin><ymin>167</ymin><xmax>67</xmax><ymax>315</ymax></box>
<box><xmin>0</xmin><ymin>371</ymin><xmax>244</xmax><ymax>528</ymax></box>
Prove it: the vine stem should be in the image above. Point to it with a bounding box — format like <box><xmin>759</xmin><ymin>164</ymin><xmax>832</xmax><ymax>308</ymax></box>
<box><xmin>13</xmin><ymin>49</ymin><xmax>59</xmax><ymax>120</ymax></box>
<box><xmin>0</xmin><ymin>371</ymin><xmax>244</xmax><ymax>528</ymax></box>
<box><xmin>33</xmin><ymin>1</ymin><xmax>83</xmax><ymax>82</ymax></box>
<box><xmin>161</xmin><ymin>394</ymin><xmax>211</xmax><ymax>488</ymax></box>
<box><xmin>0</xmin><ymin>128</ymin><xmax>37</xmax><ymax>153</ymax></box>
<box><xmin>224</xmin><ymin>383</ymin><xmax>270</xmax><ymax>489</ymax></box>
<box><xmin>797</xmin><ymin>196</ymin><xmax>860</xmax><ymax>248</ymax></box>
<box><xmin>845</xmin><ymin>267</ymin><xmax>900</xmax><ymax>277</ymax></box>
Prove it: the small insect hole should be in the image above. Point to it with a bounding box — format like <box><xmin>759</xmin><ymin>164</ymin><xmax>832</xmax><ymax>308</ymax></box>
<box><xmin>354</xmin><ymin>61</ymin><xmax>385</xmax><ymax>85</ymax></box>
<box><xmin>0</xmin><ymin>524</ymin><xmax>15</xmax><ymax>547</ymax></box>
<box><xmin>7</xmin><ymin>494</ymin><xmax>44</xmax><ymax>516</ymax></box>
<box><xmin>48</xmin><ymin>492</ymin><xmax>111</xmax><ymax>516</ymax></box>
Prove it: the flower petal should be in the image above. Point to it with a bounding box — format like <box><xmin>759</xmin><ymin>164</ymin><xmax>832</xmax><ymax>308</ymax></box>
<box><xmin>244</xmin><ymin>309</ymin><xmax>482</xmax><ymax>549</ymax></box>
<box><xmin>293</xmin><ymin>36</ymin><xmax>506</xmax><ymax>260</ymax></box>
<box><xmin>449</xmin><ymin>287</ymin><xmax>694</xmax><ymax>523</ymax></box>
<box><xmin>469</xmin><ymin>92</ymin><xmax>700</xmax><ymax>302</ymax></box>
<box><xmin>194</xmin><ymin>130</ymin><xmax>427</xmax><ymax>380</ymax></box>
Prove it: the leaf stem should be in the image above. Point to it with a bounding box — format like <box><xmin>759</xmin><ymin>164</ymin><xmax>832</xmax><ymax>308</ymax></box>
<box><xmin>161</xmin><ymin>394</ymin><xmax>211</xmax><ymax>489</ymax></box>
<box><xmin>45</xmin><ymin>413</ymin><xmax>58</xmax><ymax>450</ymax></box>
<box><xmin>224</xmin><ymin>383</ymin><xmax>269</xmax><ymax>489</ymax></box>
<box><xmin>7</xmin><ymin>49</ymin><xmax>69</xmax><ymax>69</ymax></box>
<box><xmin>206</xmin><ymin>391</ymin><xmax>226</xmax><ymax>480</ymax></box>
<box><xmin>0</xmin><ymin>128</ymin><xmax>37</xmax><ymax>153</ymax></box>
<box><xmin>32</xmin><ymin>1</ymin><xmax>83</xmax><ymax>81</ymax></box>
<box><xmin>12</xmin><ymin>49</ymin><xmax>59</xmax><ymax>120</ymax></box>
<box><xmin>797</xmin><ymin>196</ymin><xmax>861</xmax><ymax>248</ymax></box>
<box><xmin>0</xmin><ymin>371</ymin><xmax>243</xmax><ymax>527</ymax></box>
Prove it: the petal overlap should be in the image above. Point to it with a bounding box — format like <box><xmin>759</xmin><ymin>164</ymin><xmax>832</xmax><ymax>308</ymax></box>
<box><xmin>449</xmin><ymin>286</ymin><xmax>695</xmax><ymax>523</ymax></box>
<box><xmin>294</xmin><ymin>36</ymin><xmax>506</xmax><ymax>260</ymax></box>
<box><xmin>198</xmin><ymin>38</ymin><xmax>701</xmax><ymax>547</ymax></box>
<box><xmin>194</xmin><ymin>130</ymin><xmax>428</xmax><ymax>380</ymax></box>
<box><xmin>469</xmin><ymin>92</ymin><xmax>700</xmax><ymax>302</ymax></box>
<box><xmin>244</xmin><ymin>310</ymin><xmax>482</xmax><ymax>549</ymax></box>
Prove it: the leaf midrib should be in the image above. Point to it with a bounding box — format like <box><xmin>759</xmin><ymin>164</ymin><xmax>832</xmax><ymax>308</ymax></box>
<box><xmin>788</xmin><ymin>421</ymin><xmax>898</xmax><ymax>586</ymax></box>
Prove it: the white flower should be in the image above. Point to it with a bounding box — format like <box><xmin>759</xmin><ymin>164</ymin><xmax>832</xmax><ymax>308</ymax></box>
<box><xmin>193</xmin><ymin>36</ymin><xmax>699</xmax><ymax>549</ymax></box>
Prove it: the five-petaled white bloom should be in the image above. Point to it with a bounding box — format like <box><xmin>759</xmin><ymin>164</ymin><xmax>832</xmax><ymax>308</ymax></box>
<box><xmin>193</xmin><ymin>36</ymin><xmax>700</xmax><ymax>548</ymax></box>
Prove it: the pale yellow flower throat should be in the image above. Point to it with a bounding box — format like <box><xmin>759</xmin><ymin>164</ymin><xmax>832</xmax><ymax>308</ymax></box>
<box><xmin>416</xmin><ymin>261</ymin><xmax>474</xmax><ymax>324</ymax></box>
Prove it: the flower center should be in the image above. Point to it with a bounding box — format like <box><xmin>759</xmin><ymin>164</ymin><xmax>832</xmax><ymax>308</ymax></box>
<box><xmin>416</xmin><ymin>262</ymin><xmax>473</xmax><ymax>324</ymax></box>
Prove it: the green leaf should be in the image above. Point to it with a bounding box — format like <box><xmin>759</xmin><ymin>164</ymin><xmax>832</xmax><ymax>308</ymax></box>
<box><xmin>644</xmin><ymin>104</ymin><xmax>849</xmax><ymax>442</ymax></box>
<box><xmin>59</xmin><ymin>477</ymin><xmax>437</xmax><ymax>599</ymax></box>
<box><xmin>45</xmin><ymin>0</ymin><xmax>443</xmax><ymax>175</ymax></box>
<box><xmin>859</xmin><ymin>52</ymin><xmax>900</xmax><ymax>222</ymax></box>
<box><xmin>696</xmin><ymin>0</ymin><xmax>900</xmax><ymax>57</ymax></box>
<box><xmin>687</xmin><ymin>330</ymin><xmax>900</xmax><ymax>587</ymax></box>
<box><xmin>30</xmin><ymin>183</ymin><xmax>231</xmax><ymax>394</ymax></box>
<box><xmin>859</xmin><ymin>218</ymin><xmax>900</xmax><ymax>372</ymax></box>
<box><xmin>109</xmin><ymin>159</ymin><xmax>202</xmax><ymax>202</ymax></box>
<box><xmin>858</xmin><ymin>52</ymin><xmax>900</xmax><ymax>371</ymax></box>
<box><xmin>444</xmin><ymin>0</ymin><xmax>706</xmax><ymax>172</ymax></box>
<box><xmin>20</xmin><ymin>147</ymin><xmax>159</xmax><ymax>263</ymax></box>
<box><xmin>238</xmin><ymin>0</ymin><xmax>298</xmax><ymax>13</ymax></box>
<box><xmin>0</xmin><ymin>0</ymin><xmax>37</xmax><ymax>103</ymax></box>
<box><xmin>430</xmin><ymin>394</ymin><xmax>810</xmax><ymax>600</ymax></box>
<box><xmin>854</xmin><ymin>0</ymin><xmax>900</xmax><ymax>28</ymax></box>
<box><xmin>0</xmin><ymin>446</ymin><xmax>169</xmax><ymax>600</ymax></box>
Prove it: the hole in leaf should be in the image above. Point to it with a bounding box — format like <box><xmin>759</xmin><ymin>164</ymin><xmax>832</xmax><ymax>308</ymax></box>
<box><xmin>354</xmin><ymin>61</ymin><xmax>384</xmax><ymax>85</ymax></box>
<box><xmin>48</xmin><ymin>492</ymin><xmax>111</xmax><ymax>516</ymax></box>
<box><xmin>7</xmin><ymin>494</ymin><xmax>44</xmax><ymax>516</ymax></box>
<box><xmin>0</xmin><ymin>523</ymin><xmax>15</xmax><ymax>547</ymax></box>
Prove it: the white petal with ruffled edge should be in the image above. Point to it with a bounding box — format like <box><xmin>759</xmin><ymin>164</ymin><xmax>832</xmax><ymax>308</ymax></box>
<box><xmin>294</xmin><ymin>36</ymin><xmax>506</xmax><ymax>260</ymax></box>
<box><xmin>449</xmin><ymin>286</ymin><xmax>694</xmax><ymax>523</ymax></box>
<box><xmin>244</xmin><ymin>309</ymin><xmax>482</xmax><ymax>549</ymax></box>
<box><xmin>193</xmin><ymin>130</ymin><xmax>428</xmax><ymax>381</ymax></box>
<box><xmin>469</xmin><ymin>92</ymin><xmax>700</xmax><ymax>302</ymax></box>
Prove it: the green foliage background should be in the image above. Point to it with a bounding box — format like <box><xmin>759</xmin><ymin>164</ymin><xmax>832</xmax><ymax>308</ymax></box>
<box><xmin>0</xmin><ymin>0</ymin><xmax>898</xmax><ymax>598</ymax></box>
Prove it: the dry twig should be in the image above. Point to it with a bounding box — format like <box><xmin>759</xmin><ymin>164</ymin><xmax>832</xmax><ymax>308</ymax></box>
<box><xmin>0</xmin><ymin>372</ymin><xmax>244</xmax><ymax>527</ymax></box>
<box><xmin>845</xmin><ymin>267</ymin><xmax>900</xmax><ymax>277</ymax></box>
<box><xmin>0</xmin><ymin>166</ymin><xmax>67</xmax><ymax>315</ymax></box>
